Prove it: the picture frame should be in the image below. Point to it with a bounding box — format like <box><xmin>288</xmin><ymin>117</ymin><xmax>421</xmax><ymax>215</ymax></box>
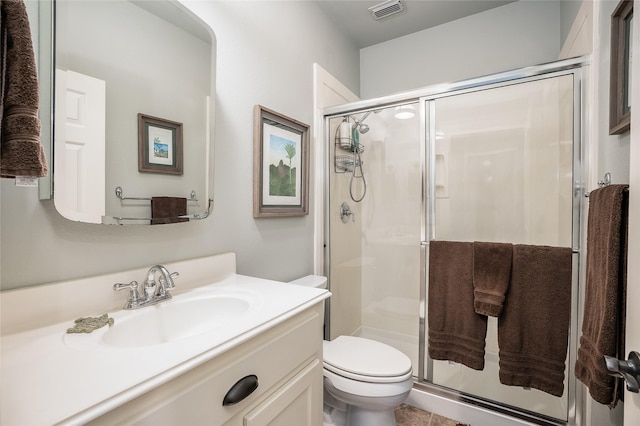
<box><xmin>609</xmin><ymin>0</ymin><xmax>633</xmax><ymax>135</ymax></box>
<box><xmin>253</xmin><ymin>105</ymin><xmax>309</xmax><ymax>218</ymax></box>
<box><xmin>138</xmin><ymin>113</ymin><xmax>183</xmax><ymax>175</ymax></box>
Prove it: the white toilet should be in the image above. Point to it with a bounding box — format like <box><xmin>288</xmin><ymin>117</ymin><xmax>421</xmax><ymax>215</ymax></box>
<box><xmin>289</xmin><ymin>275</ymin><xmax>413</xmax><ymax>426</ymax></box>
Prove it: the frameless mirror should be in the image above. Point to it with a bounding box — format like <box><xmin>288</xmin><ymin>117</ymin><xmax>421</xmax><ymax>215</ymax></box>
<box><xmin>43</xmin><ymin>0</ymin><xmax>215</xmax><ymax>224</ymax></box>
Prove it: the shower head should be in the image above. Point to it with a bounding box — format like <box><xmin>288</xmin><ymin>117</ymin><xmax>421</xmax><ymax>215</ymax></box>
<box><xmin>351</xmin><ymin>111</ymin><xmax>373</xmax><ymax>134</ymax></box>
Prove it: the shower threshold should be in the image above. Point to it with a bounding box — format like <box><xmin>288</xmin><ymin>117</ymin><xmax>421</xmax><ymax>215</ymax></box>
<box><xmin>408</xmin><ymin>382</ymin><xmax>567</xmax><ymax>426</ymax></box>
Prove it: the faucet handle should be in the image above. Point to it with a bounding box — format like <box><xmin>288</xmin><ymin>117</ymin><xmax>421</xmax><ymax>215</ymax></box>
<box><xmin>113</xmin><ymin>281</ymin><xmax>141</xmax><ymax>308</ymax></box>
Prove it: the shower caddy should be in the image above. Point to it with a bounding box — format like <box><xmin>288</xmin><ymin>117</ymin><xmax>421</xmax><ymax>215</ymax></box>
<box><xmin>334</xmin><ymin>117</ymin><xmax>367</xmax><ymax>202</ymax></box>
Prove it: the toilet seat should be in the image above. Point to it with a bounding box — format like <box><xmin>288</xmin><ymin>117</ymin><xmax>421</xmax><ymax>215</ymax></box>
<box><xmin>323</xmin><ymin>336</ymin><xmax>412</xmax><ymax>383</ymax></box>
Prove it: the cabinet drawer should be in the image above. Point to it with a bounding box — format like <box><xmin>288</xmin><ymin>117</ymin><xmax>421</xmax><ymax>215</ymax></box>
<box><xmin>89</xmin><ymin>303</ymin><xmax>324</xmax><ymax>425</ymax></box>
<box><xmin>243</xmin><ymin>359</ymin><xmax>322</xmax><ymax>426</ymax></box>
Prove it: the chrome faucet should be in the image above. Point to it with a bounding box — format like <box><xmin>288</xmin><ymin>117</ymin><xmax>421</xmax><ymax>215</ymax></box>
<box><xmin>114</xmin><ymin>265</ymin><xmax>179</xmax><ymax>309</ymax></box>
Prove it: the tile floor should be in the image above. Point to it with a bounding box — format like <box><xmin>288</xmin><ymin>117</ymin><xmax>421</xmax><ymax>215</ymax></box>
<box><xmin>395</xmin><ymin>403</ymin><xmax>469</xmax><ymax>426</ymax></box>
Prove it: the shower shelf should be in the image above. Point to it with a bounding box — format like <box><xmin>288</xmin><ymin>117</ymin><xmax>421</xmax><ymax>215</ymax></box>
<box><xmin>334</xmin><ymin>131</ymin><xmax>364</xmax><ymax>173</ymax></box>
<box><xmin>335</xmin><ymin>155</ymin><xmax>361</xmax><ymax>173</ymax></box>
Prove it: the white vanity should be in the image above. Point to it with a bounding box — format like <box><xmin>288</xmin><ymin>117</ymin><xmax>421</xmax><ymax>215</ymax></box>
<box><xmin>0</xmin><ymin>253</ymin><xmax>329</xmax><ymax>425</ymax></box>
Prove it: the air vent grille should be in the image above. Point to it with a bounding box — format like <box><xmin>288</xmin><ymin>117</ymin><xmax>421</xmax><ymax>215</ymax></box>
<box><xmin>368</xmin><ymin>0</ymin><xmax>405</xmax><ymax>20</ymax></box>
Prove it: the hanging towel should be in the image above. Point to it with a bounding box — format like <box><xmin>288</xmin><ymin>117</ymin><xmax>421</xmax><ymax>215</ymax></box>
<box><xmin>151</xmin><ymin>196</ymin><xmax>188</xmax><ymax>225</ymax></box>
<box><xmin>497</xmin><ymin>244</ymin><xmax>573</xmax><ymax>397</ymax></box>
<box><xmin>575</xmin><ymin>184</ymin><xmax>629</xmax><ymax>408</ymax></box>
<box><xmin>473</xmin><ymin>241</ymin><xmax>513</xmax><ymax>317</ymax></box>
<box><xmin>0</xmin><ymin>0</ymin><xmax>48</xmax><ymax>178</ymax></box>
<box><xmin>428</xmin><ymin>240</ymin><xmax>488</xmax><ymax>370</ymax></box>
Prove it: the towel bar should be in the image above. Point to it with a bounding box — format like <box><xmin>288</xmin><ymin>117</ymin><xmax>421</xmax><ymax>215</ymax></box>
<box><xmin>113</xmin><ymin>199</ymin><xmax>213</xmax><ymax>224</ymax></box>
<box><xmin>115</xmin><ymin>186</ymin><xmax>199</xmax><ymax>202</ymax></box>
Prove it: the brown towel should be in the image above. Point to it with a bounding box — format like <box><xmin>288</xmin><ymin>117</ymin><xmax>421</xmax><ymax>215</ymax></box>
<box><xmin>428</xmin><ymin>240</ymin><xmax>488</xmax><ymax>370</ymax></box>
<box><xmin>0</xmin><ymin>0</ymin><xmax>48</xmax><ymax>178</ymax></box>
<box><xmin>151</xmin><ymin>197</ymin><xmax>188</xmax><ymax>225</ymax></box>
<box><xmin>575</xmin><ymin>184</ymin><xmax>629</xmax><ymax>408</ymax></box>
<box><xmin>498</xmin><ymin>244</ymin><xmax>573</xmax><ymax>397</ymax></box>
<box><xmin>473</xmin><ymin>242</ymin><xmax>513</xmax><ymax>317</ymax></box>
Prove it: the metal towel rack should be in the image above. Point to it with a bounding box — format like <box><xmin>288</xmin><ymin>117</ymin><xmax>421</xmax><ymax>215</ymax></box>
<box><xmin>115</xmin><ymin>186</ymin><xmax>199</xmax><ymax>202</ymax></box>
<box><xmin>112</xmin><ymin>186</ymin><xmax>213</xmax><ymax>224</ymax></box>
<box><xmin>585</xmin><ymin>172</ymin><xmax>612</xmax><ymax>197</ymax></box>
<box><xmin>112</xmin><ymin>198</ymin><xmax>213</xmax><ymax>224</ymax></box>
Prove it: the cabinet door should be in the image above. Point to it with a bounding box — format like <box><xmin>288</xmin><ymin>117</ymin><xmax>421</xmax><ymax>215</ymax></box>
<box><xmin>243</xmin><ymin>359</ymin><xmax>322</xmax><ymax>426</ymax></box>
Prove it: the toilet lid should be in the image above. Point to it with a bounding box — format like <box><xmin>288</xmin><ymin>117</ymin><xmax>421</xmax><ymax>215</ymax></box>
<box><xmin>323</xmin><ymin>336</ymin><xmax>412</xmax><ymax>379</ymax></box>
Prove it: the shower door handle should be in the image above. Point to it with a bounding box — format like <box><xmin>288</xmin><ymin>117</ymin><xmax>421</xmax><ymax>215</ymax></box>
<box><xmin>604</xmin><ymin>351</ymin><xmax>640</xmax><ymax>393</ymax></box>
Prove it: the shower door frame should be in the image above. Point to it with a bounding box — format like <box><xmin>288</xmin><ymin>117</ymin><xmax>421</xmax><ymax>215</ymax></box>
<box><xmin>323</xmin><ymin>55</ymin><xmax>588</xmax><ymax>426</ymax></box>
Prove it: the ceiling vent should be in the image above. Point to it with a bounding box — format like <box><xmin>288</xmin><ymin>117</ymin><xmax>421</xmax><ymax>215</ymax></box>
<box><xmin>368</xmin><ymin>0</ymin><xmax>405</xmax><ymax>21</ymax></box>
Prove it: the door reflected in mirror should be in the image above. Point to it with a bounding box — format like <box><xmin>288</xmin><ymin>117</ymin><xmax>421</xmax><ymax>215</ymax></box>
<box><xmin>52</xmin><ymin>0</ymin><xmax>214</xmax><ymax>224</ymax></box>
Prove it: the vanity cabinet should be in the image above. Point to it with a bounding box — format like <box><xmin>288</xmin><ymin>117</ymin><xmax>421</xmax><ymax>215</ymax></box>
<box><xmin>88</xmin><ymin>303</ymin><xmax>324</xmax><ymax>426</ymax></box>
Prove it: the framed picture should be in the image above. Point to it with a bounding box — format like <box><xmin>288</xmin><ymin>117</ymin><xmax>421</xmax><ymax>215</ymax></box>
<box><xmin>138</xmin><ymin>113</ymin><xmax>183</xmax><ymax>175</ymax></box>
<box><xmin>609</xmin><ymin>0</ymin><xmax>633</xmax><ymax>135</ymax></box>
<box><xmin>253</xmin><ymin>105</ymin><xmax>309</xmax><ymax>217</ymax></box>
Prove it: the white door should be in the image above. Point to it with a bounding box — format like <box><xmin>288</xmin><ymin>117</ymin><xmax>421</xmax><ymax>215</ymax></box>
<box><xmin>624</xmin><ymin>2</ymin><xmax>640</xmax><ymax>423</ymax></box>
<box><xmin>54</xmin><ymin>69</ymin><xmax>106</xmax><ymax>224</ymax></box>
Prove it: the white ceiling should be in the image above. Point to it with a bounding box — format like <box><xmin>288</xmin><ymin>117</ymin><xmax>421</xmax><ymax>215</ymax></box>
<box><xmin>315</xmin><ymin>0</ymin><xmax>517</xmax><ymax>48</ymax></box>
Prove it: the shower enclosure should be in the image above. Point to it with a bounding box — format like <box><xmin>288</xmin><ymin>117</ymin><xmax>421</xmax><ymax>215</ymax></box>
<box><xmin>324</xmin><ymin>57</ymin><xmax>585</xmax><ymax>424</ymax></box>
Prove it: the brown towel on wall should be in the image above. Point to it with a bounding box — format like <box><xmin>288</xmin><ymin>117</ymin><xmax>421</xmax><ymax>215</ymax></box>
<box><xmin>0</xmin><ymin>0</ymin><xmax>48</xmax><ymax>178</ymax></box>
<box><xmin>498</xmin><ymin>244</ymin><xmax>573</xmax><ymax>397</ymax></box>
<box><xmin>151</xmin><ymin>197</ymin><xmax>188</xmax><ymax>225</ymax></box>
<box><xmin>473</xmin><ymin>242</ymin><xmax>513</xmax><ymax>317</ymax></box>
<box><xmin>575</xmin><ymin>184</ymin><xmax>629</xmax><ymax>408</ymax></box>
<box><xmin>428</xmin><ymin>240</ymin><xmax>488</xmax><ymax>370</ymax></box>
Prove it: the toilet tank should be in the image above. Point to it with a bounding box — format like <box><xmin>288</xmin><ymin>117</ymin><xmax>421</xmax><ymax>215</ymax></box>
<box><xmin>288</xmin><ymin>275</ymin><xmax>327</xmax><ymax>289</ymax></box>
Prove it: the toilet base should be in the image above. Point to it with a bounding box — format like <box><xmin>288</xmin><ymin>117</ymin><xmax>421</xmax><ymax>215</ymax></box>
<box><xmin>323</xmin><ymin>403</ymin><xmax>397</xmax><ymax>426</ymax></box>
<box><xmin>323</xmin><ymin>377</ymin><xmax>409</xmax><ymax>426</ymax></box>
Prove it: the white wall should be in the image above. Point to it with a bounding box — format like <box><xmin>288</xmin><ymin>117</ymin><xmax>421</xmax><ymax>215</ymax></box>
<box><xmin>360</xmin><ymin>0</ymin><xmax>562</xmax><ymax>98</ymax></box>
<box><xmin>593</xmin><ymin>0</ymin><xmax>630</xmax><ymax>183</ymax></box>
<box><xmin>0</xmin><ymin>1</ymin><xmax>360</xmax><ymax>290</ymax></box>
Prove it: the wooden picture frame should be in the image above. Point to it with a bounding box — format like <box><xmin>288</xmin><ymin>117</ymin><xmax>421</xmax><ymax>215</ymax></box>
<box><xmin>138</xmin><ymin>113</ymin><xmax>183</xmax><ymax>175</ymax></box>
<box><xmin>253</xmin><ymin>105</ymin><xmax>309</xmax><ymax>218</ymax></box>
<box><xmin>610</xmin><ymin>0</ymin><xmax>633</xmax><ymax>135</ymax></box>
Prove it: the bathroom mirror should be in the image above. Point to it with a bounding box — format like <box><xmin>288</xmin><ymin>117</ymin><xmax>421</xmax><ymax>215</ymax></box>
<box><xmin>42</xmin><ymin>0</ymin><xmax>215</xmax><ymax>225</ymax></box>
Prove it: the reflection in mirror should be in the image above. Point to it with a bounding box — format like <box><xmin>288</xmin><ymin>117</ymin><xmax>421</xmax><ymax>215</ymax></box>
<box><xmin>52</xmin><ymin>0</ymin><xmax>214</xmax><ymax>224</ymax></box>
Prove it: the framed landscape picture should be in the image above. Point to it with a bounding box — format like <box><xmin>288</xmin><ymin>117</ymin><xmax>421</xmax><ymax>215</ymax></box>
<box><xmin>253</xmin><ymin>105</ymin><xmax>309</xmax><ymax>217</ymax></box>
<box><xmin>138</xmin><ymin>113</ymin><xmax>183</xmax><ymax>175</ymax></box>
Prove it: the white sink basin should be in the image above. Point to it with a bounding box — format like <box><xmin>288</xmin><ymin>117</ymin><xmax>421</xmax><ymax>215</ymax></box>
<box><xmin>65</xmin><ymin>291</ymin><xmax>258</xmax><ymax>349</ymax></box>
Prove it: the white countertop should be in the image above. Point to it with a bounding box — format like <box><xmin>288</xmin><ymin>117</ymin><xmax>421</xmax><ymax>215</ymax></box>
<box><xmin>0</xmin><ymin>274</ymin><xmax>329</xmax><ymax>425</ymax></box>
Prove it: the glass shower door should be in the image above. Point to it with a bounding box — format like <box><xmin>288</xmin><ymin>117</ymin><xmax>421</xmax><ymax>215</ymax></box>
<box><xmin>328</xmin><ymin>104</ymin><xmax>422</xmax><ymax>374</ymax></box>
<box><xmin>427</xmin><ymin>74</ymin><xmax>575</xmax><ymax>420</ymax></box>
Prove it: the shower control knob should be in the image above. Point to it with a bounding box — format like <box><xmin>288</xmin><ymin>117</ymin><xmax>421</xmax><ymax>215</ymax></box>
<box><xmin>340</xmin><ymin>202</ymin><xmax>355</xmax><ymax>223</ymax></box>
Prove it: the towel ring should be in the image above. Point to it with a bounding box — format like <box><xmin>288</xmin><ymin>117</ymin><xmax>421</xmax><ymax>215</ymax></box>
<box><xmin>585</xmin><ymin>172</ymin><xmax>612</xmax><ymax>197</ymax></box>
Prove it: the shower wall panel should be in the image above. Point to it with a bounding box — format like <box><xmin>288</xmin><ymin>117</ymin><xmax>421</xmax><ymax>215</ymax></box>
<box><xmin>328</xmin><ymin>118</ymin><xmax>363</xmax><ymax>340</ymax></box>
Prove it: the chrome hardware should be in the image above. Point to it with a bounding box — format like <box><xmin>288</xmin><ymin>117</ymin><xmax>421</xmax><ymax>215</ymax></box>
<box><xmin>585</xmin><ymin>172</ymin><xmax>612</xmax><ymax>197</ymax></box>
<box><xmin>605</xmin><ymin>351</ymin><xmax>640</xmax><ymax>393</ymax></box>
<box><xmin>340</xmin><ymin>202</ymin><xmax>355</xmax><ymax>223</ymax></box>
<box><xmin>115</xmin><ymin>186</ymin><xmax>199</xmax><ymax>201</ymax></box>
<box><xmin>113</xmin><ymin>281</ymin><xmax>141</xmax><ymax>310</ymax></box>
<box><xmin>114</xmin><ymin>265</ymin><xmax>178</xmax><ymax>309</ymax></box>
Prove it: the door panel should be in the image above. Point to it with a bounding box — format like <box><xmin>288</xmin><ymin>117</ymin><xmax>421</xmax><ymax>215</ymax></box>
<box><xmin>54</xmin><ymin>69</ymin><xmax>106</xmax><ymax>223</ymax></box>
